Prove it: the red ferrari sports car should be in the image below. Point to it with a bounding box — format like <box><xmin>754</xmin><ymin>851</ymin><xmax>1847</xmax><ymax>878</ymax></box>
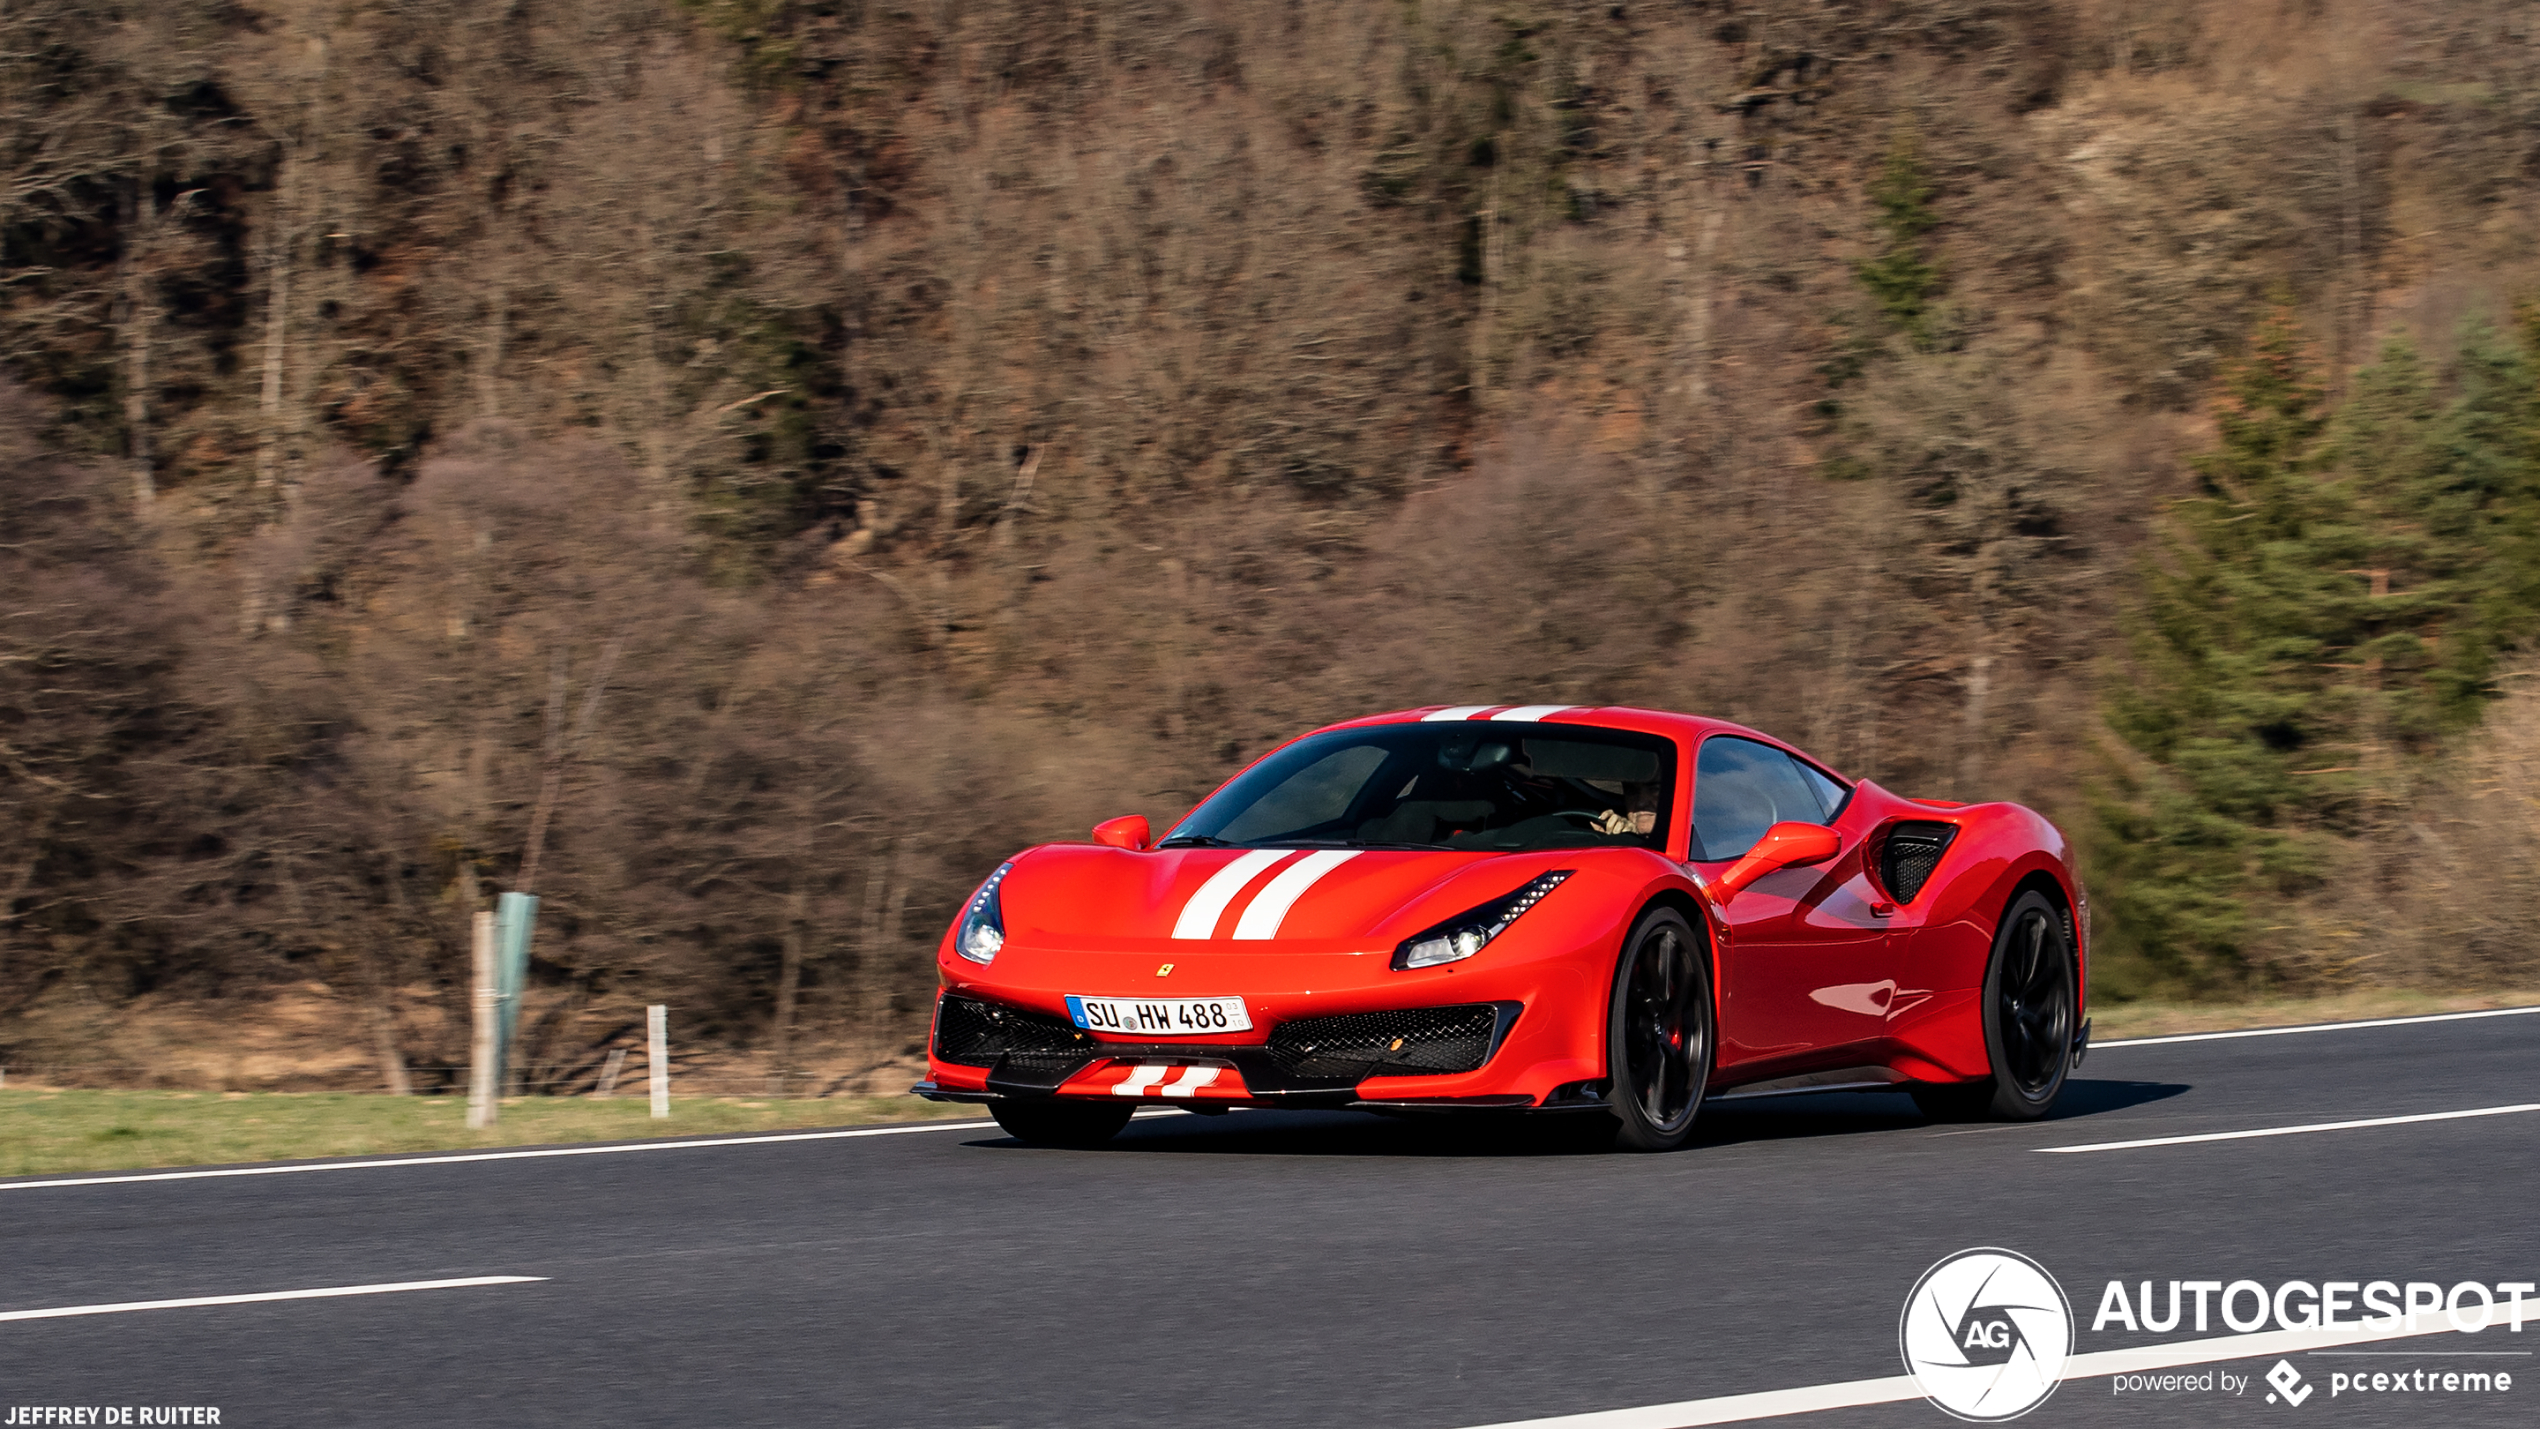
<box><xmin>914</xmin><ymin>704</ymin><xmax>2087</xmax><ymax>1151</ymax></box>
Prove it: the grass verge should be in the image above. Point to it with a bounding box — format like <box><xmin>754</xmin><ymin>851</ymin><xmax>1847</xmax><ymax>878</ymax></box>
<box><xmin>0</xmin><ymin>1088</ymin><xmax>984</xmax><ymax>1179</ymax></box>
<box><xmin>2088</xmin><ymin>986</ymin><xmax>2540</xmax><ymax>1041</ymax></box>
<box><xmin>10</xmin><ymin>988</ymin><xmax>2536</xmax><ymax>1177</ymax></box>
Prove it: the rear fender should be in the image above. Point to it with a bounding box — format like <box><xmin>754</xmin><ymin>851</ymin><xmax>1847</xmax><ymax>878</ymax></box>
<box><xmin>1887</xmin><ymin>804</ymin><xmax>2079</xmax><ymax>1082</ymax></box>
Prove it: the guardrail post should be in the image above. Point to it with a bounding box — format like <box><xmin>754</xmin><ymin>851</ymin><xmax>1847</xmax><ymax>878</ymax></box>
<box><xmin>647</xmin><ymin>1004</ymin><xmax>670</xmax><ymax>1119</ymax></box>
<box><xmin>467</xmin><ymin>911</ymin><xmax>499</xmax><ymax>1128</ymax></box>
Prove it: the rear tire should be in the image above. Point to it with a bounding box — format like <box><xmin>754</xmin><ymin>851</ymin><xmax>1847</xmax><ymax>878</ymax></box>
<box><xmin>991</xmin><ymin>1099</ymin><xmax>1133</xmax><ymax>1147</ymax></box>
<box><xmin>1912</xmin><ymin>889</ymin><xmax>2075</xmax><ymax>1123</ymax></box>
<box><xmin>1603</xmin><ymin>908</ymin><xmax>1715</xmax><ymax>1152</ymax></box>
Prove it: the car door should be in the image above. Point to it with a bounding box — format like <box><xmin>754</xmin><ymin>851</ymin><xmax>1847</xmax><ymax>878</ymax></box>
<box><xmin>1688</xmin><ymin>736</ymin><xmax>1898</xmax><ymax>1076</ymax></box>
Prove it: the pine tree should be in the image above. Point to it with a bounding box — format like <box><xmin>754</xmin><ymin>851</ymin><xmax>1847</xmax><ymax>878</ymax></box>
<box><xmin>2098</xmin><ymin>304</ymin><xmax>2341</xmax><ymax>988</ymax></box>
<box><xmin>1855</xmin><ymin>126</ymin><xmax>1943</xmax><ymax>346</ymax></box>
<box><xmin>2095</xmin><ymin>304</ymin><xmax>2540</xmax><ymax>992</ymax></box>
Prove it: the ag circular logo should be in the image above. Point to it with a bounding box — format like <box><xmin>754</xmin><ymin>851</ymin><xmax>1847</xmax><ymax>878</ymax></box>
<box><xmin>1899</xmin><ymin>1248</ymin><xmax>2074</xmax><ymax>1422</ymax></box>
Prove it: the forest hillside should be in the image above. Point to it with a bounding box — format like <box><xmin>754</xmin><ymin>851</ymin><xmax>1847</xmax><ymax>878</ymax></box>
<box><xmin>8</xmin><ymin>0</ymin><xmax>2540</xmax><ymax>1089</ymax></box>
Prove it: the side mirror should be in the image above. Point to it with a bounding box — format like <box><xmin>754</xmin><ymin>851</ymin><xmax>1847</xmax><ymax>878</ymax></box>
<box><xmin>1091</xmin><ymin>815</ymin><xmax>1151</xmax><ymax>851</ymax></box>
<box><xmin>1712</xmin><ymin>821</ymin><xmax>1841</xmax><ymax>900</ymax></box>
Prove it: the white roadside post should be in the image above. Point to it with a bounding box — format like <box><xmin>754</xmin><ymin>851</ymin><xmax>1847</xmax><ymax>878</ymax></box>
<box><xmin>647</xmin><ymin>1004</ymin><xmax>670</xmax><ymax>1119</ymax></box>
<box><xmin>466</xmin><ymin>912</ymin><xmax>500</xmax><ymax>1129</ymax></box>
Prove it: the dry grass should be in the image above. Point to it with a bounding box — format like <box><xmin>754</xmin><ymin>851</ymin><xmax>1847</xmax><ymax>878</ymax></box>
<box><xmin>0</xmin><ymin>1088</ymin><xmax>981</xmax><ymax>1179</ymax></box>
<box><xmin>2088</xmin><ymin>987</ymin><xmax>2540</xmax><ymax>1042</ymax></box>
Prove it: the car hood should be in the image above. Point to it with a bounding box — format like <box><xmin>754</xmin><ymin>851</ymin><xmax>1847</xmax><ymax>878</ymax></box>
<box><xmin>999</xmin><ymin>843</ymin><xmax>1585</xmax><ymax>954</ymax></box>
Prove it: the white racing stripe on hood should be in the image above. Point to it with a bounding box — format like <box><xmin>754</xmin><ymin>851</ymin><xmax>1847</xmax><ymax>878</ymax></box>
<box><xmin>1421</xmin><ymin>705</ymin><xmax>1500</xmax><ymax>721</ymax></box>
<box><xmin>1488</xmin><ymin>704</ymin><xmax>1572</xmax><ymax>722</ymax></box>
<box><xmin>1170</xmin><ymin>849</ymin><xmax>1292</xmax><ymax>940</ymax></box>
<box><xmin>1230</xmin><ymin>849</ymin><xmax>1361</xmax><ymax>940</ymax></box>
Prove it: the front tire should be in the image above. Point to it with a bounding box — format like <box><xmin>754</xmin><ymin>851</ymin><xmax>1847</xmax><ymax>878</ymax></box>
<box><xmin>1603</xmin><ymin>908</ymin><xmax>1715</xmax><ymax>1151</ymax></box>
<box><xmin>1912</xmin><ymin>889</ymin><xmax>2075</xmax><ymax>1123</ymax></box>
<box><xmin>990</xmin><ymin>1099</ymin><xmax>1134</xmax><ymax>1147</ymax></box>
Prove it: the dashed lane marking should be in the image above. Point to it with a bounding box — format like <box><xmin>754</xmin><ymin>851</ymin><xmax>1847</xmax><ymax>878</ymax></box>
<box><xmin>2036</xmin><ymin>1101</ymin><xmax>2540</xmax><ymax>1154</ymax></box>
<box><xmin>0</xmin><ymin>1277</ymin><xmax>544</xmax><ymax>1323</ymax></box>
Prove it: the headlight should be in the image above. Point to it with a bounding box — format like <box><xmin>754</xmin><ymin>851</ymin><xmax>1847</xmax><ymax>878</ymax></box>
<box><xmin>1392</xmin><ymin>871</ymin><xmax>1572</xmax><ymax>970</ymax></box>
<box><xmin>955</xmin><ymin>862</ymin><xmax>1014</xmax><ymax>964</ymax></box>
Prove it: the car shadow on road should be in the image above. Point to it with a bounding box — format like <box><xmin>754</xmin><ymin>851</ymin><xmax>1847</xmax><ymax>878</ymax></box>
<box><xmin>967</xmin><ymin>1078</ymin><xmax>2193</xmax><ymax>1158</ymax></box>
<box><xmin>1687</xmin><ymin>1078</ymin><xmax>2192</xmax><ymax>1151</ymax></box>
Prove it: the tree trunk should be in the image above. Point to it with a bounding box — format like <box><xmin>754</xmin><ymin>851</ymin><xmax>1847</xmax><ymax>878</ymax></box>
<box><xmin>1471</xmin><ymin>169</ymin><xmax>1500</xmax><ymax>406</ymax></box>
<box><xmin>479</xmin><ymin>265</ymin><xmax>507</xmax><ymax>419</ymax></box>
<box><xmin>0</xmin><ymin>803</ymin><xmax>56</xmax><ymax>990</ymax></box>
<box><xmin>117</xmin><ymin>183</ymin><xmax>156</xmax><ymax>513</ymax></box>
<box><xmin>517</xmin><ymin>639</ymin><xmax>621</xmax><ymax>895</ymax></box>
<box><xmin>771</xmin><ymin>879</ymin><xmax>808</xmax><ymax>1087</ymax></box>
<box><xmin>369</xmin><ymin>991</ymin><xmax>413</xmax><ymax>1095</ymax></box>
<box><xmin>254</xmin><ymin>159</ymin><xmax>293</xmax><ymax>491</ymax></box>
<box><xmin>858</xmin><ymin>848</ymin><xmax>913</xmax><ymax>1042</ymax></box>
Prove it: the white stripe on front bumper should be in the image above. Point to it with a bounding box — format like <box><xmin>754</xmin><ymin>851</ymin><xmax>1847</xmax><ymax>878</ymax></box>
<box><xmin>1156</xmin><ymin>1066</ymin><xmax>1222</xmax><ymax>1098</ymax></box>
<box><xmin>1110</xmin><ymin>1064</ymin><xmax>1173</xmax><ymax>1097</ymax></box>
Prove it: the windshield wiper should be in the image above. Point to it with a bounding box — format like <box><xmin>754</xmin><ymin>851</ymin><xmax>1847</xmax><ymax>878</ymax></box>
<box><xmin>1155</xmin><ymin>834</ymin><xmax>1235</xmax><ymax>848</ymax></box>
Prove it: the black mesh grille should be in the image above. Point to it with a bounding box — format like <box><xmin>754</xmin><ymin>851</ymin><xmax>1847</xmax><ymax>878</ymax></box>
<box><xmin>1265</xmin><ymin>1004</ymin><xmax>1503</xmax><ymax>1082</ymax></box>
<box><xmin>1879</xmin><ymin>821</ymin><xmax>1959</xmax><ymax>903</ymax></box>
<box><xmin>934</xmin><ymin>996</ymin><xmax>1097</xmax><ymax>1074</ymax></box>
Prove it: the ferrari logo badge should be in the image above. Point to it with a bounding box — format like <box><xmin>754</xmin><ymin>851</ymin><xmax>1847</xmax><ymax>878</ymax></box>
<box><xmin>1156</xmin><ymin>963</ymin><xmax>1174</xmax><ymax>977</ymax></box>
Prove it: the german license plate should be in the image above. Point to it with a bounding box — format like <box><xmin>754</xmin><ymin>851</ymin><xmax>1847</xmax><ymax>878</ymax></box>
<box><xmin>1065</xmin><ymin>995</ymin><xmax>1251</xmax><ymax>1036</ymax></box>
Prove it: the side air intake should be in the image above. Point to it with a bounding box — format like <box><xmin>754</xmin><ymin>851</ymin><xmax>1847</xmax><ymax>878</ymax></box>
<box><xmin>1265</xmin><ymin>1004</ymin><xmax>1508</xmax><ymax>1082</ymax></box>
<box><xmin>1878</xmin><ymin>821</ymin><xmax>1959</xmax><ymax>904</ymax></box>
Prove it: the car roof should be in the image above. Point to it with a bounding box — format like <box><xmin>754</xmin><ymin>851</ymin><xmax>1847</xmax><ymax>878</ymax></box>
<box><xmin>1324</xmin><ymin>705</ymin><xmax>1804</xmax><ymax>755</ymax></box>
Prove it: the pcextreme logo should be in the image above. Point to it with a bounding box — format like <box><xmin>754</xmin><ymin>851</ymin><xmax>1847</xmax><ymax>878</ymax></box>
<box><xmin>2265</xmin><ymin>1360</ymin><xmax>2314</xmax><ymax>1406</ymax></box>
<box><xmin>1900</xmin><ymin>1248</ymin><xmax>2076</xmax><ymax>1422</ymax></box>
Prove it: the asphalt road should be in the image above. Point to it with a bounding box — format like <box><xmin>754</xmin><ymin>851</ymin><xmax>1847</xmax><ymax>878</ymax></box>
<box><xmin>3</xmin><ymin>1009</ymin><xmax>2535</xmax><ymax>1429</ymax></box>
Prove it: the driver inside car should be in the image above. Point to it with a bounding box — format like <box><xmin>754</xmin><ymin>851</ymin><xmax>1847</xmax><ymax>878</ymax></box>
<box><xmin>1355</xmin><ymin>735</ymin><xmax>1663</xmax><ymax>847</ymax></box>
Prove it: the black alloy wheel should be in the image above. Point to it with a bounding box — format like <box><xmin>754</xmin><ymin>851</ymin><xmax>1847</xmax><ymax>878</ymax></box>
<box><xmin>1912</xmin><ymin>889</ymin><xmax>2075</xmax><ymax>1123</ymax></box>
<box><xmin>1603</xmin><ymin>907</ymin><xmax>1714</xmax><ymax>1151</ymax></box>
<box><xmin>990</xmin><ymin>1098</ymin><xmax>1134</xmax><ymax>1148</ymax></box>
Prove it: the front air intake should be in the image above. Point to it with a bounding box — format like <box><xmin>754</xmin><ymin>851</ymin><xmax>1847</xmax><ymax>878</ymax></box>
<box><xmin>1265</xmin><ymin>1004</ymin><xmax>1507</xmax><ymax>1082</ymax></box>
<box><xmin>1878</xmin><ymin>821</ymin><xmax>1959</xmax><ymax>904</ymax></box>
<box><xmin>933</xmin><ymin>995</ymin><xmax>1097</xmax><ymax>1075</ymax></box>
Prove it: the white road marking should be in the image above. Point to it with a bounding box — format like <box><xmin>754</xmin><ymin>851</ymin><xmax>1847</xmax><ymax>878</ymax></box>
<box><xmin>1488</xmin><ymin>704</ymin><xmax>1572</xmax><ymax>722</ymax></box>
<box><xmin>1170</xmin><ymin>849</ymin><xmax>1291</xmax><ymax>939</ymax></box>
<box><xmin>1422</xmin><ymin>705</ymin><xmax>1502</xmax><ymax>722</ymax></box>
<box><xmin>2093</xmin><ymin>1003</ymin><xmax>2540</xmax><ymax>1048</ymax></box>
<box><xmin>0</xmin><ymin>1109</ymin><xmax>1218</xmax><ymax>1193</ymax></box>
<box><xmin>1110</xmin><ymin>1064</ymin><xmax>1173</xmax><ymax>1097</ymax></box>
<box><xmin>0</xmin><ymin>1276</ymin><xmax>545</xmax><ymax>1324</ymax></box>
<box><xmin>0</xmin><ymin>1119</ymin><xmax>1008</xmax><ymax>1191</ymax></box>
<box><xmin>2038</xmin><ymin>1101</ymin><xmax>2540</xmax><ymax>1154</ymax></box>
<box><xmin>1455</xmin><ymin>1313</ymin><xmax>2488</xmax><ymax>1428</ymax></box>
<box><xmin>1157</xmin><ymin>1066</ymin><xmax>1222</xmax><ymax>1098</ymax></box>
<box><xmin>1231</xmin><ymin>849</ymin><xmax>1360</xmax><ymax>939</ymax></box>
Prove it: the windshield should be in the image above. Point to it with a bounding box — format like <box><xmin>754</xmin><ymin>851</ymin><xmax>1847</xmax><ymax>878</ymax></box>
<box><xmin>1164</xmin><ymin>723</ymin><xmax>1678</xmax><ymax>853</ymax></box>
